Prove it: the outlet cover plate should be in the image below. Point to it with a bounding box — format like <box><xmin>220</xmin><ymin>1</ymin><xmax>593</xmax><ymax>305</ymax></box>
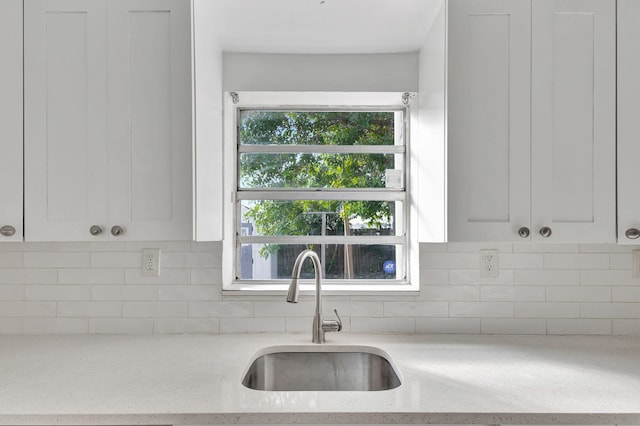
<box><xmin>142</xmin><ymin>248</ymin><xmax>161</xmax><ymax>277</ymax></box>
<box><xmin>480</xmin><ymin>249</ymin><xmax>499</xmax><ymax>278</ymax></box>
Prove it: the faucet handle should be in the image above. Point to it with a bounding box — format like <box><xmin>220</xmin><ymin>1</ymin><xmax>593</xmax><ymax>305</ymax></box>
<box><xmin>333</xmin><ymin>309</ymin><xmax>343</xmax><ymax>331</ymax></box>
<box><xmin>322</xmin><ymin>309</ymin><xmax>343</xmax><ymax>333</ymax></box>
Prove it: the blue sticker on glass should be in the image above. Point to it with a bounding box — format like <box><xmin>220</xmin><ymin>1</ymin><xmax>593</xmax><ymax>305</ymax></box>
<box><xmin>383</xmin><ymin>260</ymin><xmax>396</xmax><ymax>274</ymax></box>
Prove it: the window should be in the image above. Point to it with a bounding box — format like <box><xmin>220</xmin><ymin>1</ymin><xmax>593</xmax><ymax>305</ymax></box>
<box><xmin>223</xmin><ymin>92</ymin><xmax>418</xmax><ymax>292</ymax></box>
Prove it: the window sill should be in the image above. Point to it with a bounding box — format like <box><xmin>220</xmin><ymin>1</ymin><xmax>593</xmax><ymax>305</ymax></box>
<box><xmin>222</xmin><ymin>280</ymin><xmax>419</xmax><ymax>297</ymax></box>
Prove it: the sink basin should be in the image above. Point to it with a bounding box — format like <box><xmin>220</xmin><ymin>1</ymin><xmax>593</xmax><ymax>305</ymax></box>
<box><xmin>242</xmin><ymin>345</ymin><xmax>401</xmax><ymax>391</ymax></box>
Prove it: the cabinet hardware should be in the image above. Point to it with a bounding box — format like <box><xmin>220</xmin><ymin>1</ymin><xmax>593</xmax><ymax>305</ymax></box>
<box><xmin>111</xmin><ymin>225</ymin><xmax>125</xmax><ymax>237</ymax></box>
<box><xmin>0</xmin><ymin>225</ymin><xmax>16</xmax><ymax>237</ymax></box>
<box><xmin>517</xmin><ymin>227</ymin><xmax>530</xmax><ymax>238</ymax></box>
<box><xmin>89</xmin><ymin>225</ymin><xmax>103</xmax><ymax>236</ymax></box>
<box><xmin>625</xmin><ymin>228</ymin><xmax>640</xmax><ymax>239</ymax></box>
<box><xmin>539</xmin><ymin>227</ymin><xmax>552</xmax><ymax>238</ymax></box>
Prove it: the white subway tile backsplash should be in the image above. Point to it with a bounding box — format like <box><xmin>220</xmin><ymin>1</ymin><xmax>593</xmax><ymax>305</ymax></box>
<box><xmin>188</xmin><ymin>301</ymin><xmax>252</xmax><ymax>317</ymax></box>
<box><xmin>24</xmin><ymin>252</ymin><xmax>90</xmax><ymax>268</ymax></box>
<box><xmin>219</xmin><ymin>317</ymin><xmax>285</xmax><ymax>333</ymax></box>
<box><xmin>481</xmin><ymin>318</ymin><xmax>546</xmax><ymax>335</ymax></box>
<box><xmin>581</xmin><ymin>303</ymin><xmax>640</xmax><ymax>319</ymax></box>
<box><xmin>418</xmin><ymin>285</ymin><xmax>480</xmax><ymax>301</ymax></box>
<box><xmin>91</xmin><ymin>252</ymin><xmax>141</xmax><ymax>268</ymax></box>
<box><xmin>613</xmin><ymin>319</ymin><xmax>640</xmax><ymax>336</ymax></box>
<box><xmin>544</xmin><ymin>253</ymin><xmax>610</xmax><ymax>270</ymax></box>
<box><xmin>450</xmin><ymin>302</ymin><xmax>514</xmax><ymax>318</ymax></box>
<box><xmin>91</xmin><ymin>285</ymin><xmax>157</xmax><ymax>301</ymax></box>
<box><xmin>123</xmin><ymin>301</ymin><xmax>188</xmax><ymax>318</ymax></box>
<box><xmin>0</xmin><ymin>318</ymin><xmax>22</xmax><ymax>334</ymax></box>
<box><xmin>157</xmin><ymin>285</ymin><xmax>221</xmax><ymax>301</ymax></box>
<box><xmin>610</xmin><ymin>253</ymin><xmax>632</xmax><ymax>270</ymax></box>
<box><xmin>547</xmin><ymin>319</ymin><xmax>612</xmax><ymax>335</ymax></box>
<box><xmin>59</xmin><ymin>268</ymin><xmax>125</xmax><ymax>285</ymax></box>
<box><xmin>383</xmin><ymin>301</ymin><xmax>448</xmax><ymax>317</ymax></box>
<box><xmin>612</xmin><ymin>286</ymin><xmax>640</xmax><ymax>302</ymax></box>
<box><xmin>0</xmin><ymin>269</ymin><xmax>57</xmax><ymax>285</ymax></box>
<box><xmin>515</xmin><ymin>269</ymin><xmax>580</xmax><ymax>285</ymax></box>
<box><xmin>154</xmin><ymin>317</ymin><xmax>220</xmax><ymax>334</ymax></box>
<box><xmin>515</xmin><ymin>302</ymin><xmax>580</xmax><ymax>319</ymax></box>
<box><xmin>481</xmin><ymin>286</ymin><xmax>545</xmax><ymax>302</ymax></box>
<box><xmin>449</xmin><ymin>269</ymin><xmax>514</xmax><ymax>285</ymax></box>
<box><xmin>25</xmin><ymin>285</ymin><xmax>90</xmax><ymax>301</ymax></box>
<box><xmin>546</xmin><ymin>286</ymin><xmax>612</xmax><ymax>303</ymax></box>
<box><xmin>23</xmin><ymin>318</ymin><xmax>89</xmax><ymax>334</ymax></box>
<box><xmin>351</xmin><ymin>317</ymin><xmax>416</xmax><ymax>333</ymax></box>
<box><xmin>57</xmin><ymin>301</ymin><xmax>122</xmax><ymax>318</ymax></box>
<box><xmin>422</xmin><ymin>252</ymin><xmax>479</xmax><ymax>269</ymax></box>
<box><xmin>0</xmin><ymin>241</ymin><xmax>640</xmax><ymax>335</ymax></box>
<box><xmin>0</xmin><ymin>252</ymin><xmax>23</xmax><ymax>267</ymax></box>
<box><xmin>89</xmin><ymin>318</ymin><xmax>154</xmax><ymax>334</ymax></box>
<box><xmin>580</xmin><ymin>269</ymin><xmax>640</xmax><ymax>285</ymax></box>
<box><xmin>499</xmin><ymin>253</ymin><xmax>544</xmax><ymax>269</ymax></box>
<box><xmin>416</xmin><ymin>318</ymin><xmax>480</xmax><ymax>334</ymax></box>
<box><xmin>0</xmin><ymin>285</ymin><xmax>23</xmax><ymax>300</ymax></box>
<box><xmin>125</xmin><ymin>268</ymin><xmax>190</xmax><ymax>285</ymax></box>
<box><xmin>0</xmin><ymin>301</ymin><xmax>56</xmax><ymax>317</ymax></box>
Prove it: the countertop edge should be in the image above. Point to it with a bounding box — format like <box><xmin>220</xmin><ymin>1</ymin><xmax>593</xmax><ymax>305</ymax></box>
<box><xmin>2</xmin><ymin>412</ymin><xmax>640</xmax><ymax>426</ymax></box>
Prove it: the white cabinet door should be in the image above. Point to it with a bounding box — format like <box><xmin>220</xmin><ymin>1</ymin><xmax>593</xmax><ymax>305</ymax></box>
<box><xmin>24</xmin><ymin>0</ymin><xmax>110</xmax><ymax>242</ymax></box>
<box><xmin>0</xmin><ymin>0</ymin><xmax>23</xmax><ymax>242</ymax></box>
<box><xmin>531</xmin><ymin>0</ymin><xmax>616</xmax><ymax>243</ymax></box>
<box><xmin>617</xmin><ymin>0</ymin><xmax>640</xmax><ymax>244</ymax></box>
<box><xmin>107</xmin><ymin>0</ymin><xmax>193</xmax><ymax>241</ymax></box>
<box><xmin>447</xmin><ymin>0</ymin><xmax>531</xmax><ymax>241</ymax></box>
<box><xmin>25</xmin><ymin>0</ymin><xmax>193</xmax><ymax>242</ymax></box>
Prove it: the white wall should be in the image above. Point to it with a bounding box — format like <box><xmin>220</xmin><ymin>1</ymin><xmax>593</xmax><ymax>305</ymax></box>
<box><xmin>223</xmin><ymin>52</ymin><xmax>419</xmax><ymax>92</ymax></box>
<box><xmin>1</xmin><ymin>241</ymin><xmax>639</xmax><ymax>335</ymax></box>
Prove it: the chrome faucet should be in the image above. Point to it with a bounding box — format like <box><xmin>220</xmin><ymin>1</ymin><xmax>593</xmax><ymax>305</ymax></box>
<box><xmin>287</xmin><ymin>249</ymin><xmax>342</xmax><ymax>343</ymax></box>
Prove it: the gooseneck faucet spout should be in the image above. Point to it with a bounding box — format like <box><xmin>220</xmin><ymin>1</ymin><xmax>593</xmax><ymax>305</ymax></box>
<box><xmin>287</xmin><ymin>249</ymin><xmax>342</xmax><ymax>343</ymax></box>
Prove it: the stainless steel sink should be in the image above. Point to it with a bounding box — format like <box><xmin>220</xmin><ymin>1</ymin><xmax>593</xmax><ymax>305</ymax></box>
<box><xmin>242</xmin><ymin>345</ymin><xmax>401</xmax><ymax>391</ymax></box>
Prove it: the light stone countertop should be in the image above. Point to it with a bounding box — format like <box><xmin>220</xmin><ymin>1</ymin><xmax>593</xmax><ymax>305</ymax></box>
<box><xmin>1</xmin><ymin>333</ymin><xmax>640</xmax><ymax>426</ymax></box>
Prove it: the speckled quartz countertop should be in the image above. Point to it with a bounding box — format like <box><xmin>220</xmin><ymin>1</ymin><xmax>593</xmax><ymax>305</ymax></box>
<box><xmin>1</xmin><ymin>333</ymin><xmax>640</xmax><ymax>426</ymax></box>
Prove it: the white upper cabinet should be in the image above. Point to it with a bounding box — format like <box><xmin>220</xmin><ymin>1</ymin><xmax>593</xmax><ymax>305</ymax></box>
<box><xmin>617</xmin><ymin>0</ymin><xmax>640</xmax><ymax>244</ymax></box>
<box><xmin>531</xmin><ymin>0</ymin><xmax>616</xmax><ymax>243</ymax></box>
<box><xmin>0</xmin><ymin>0</ymin><xmax>24</xmax><ymax>242</ymax></box>
<box><xmin>24</xmin><ymin>0</ymin><xmax>193</xmax><ymax>241</ymax></box>
<box><xmin>447</xmin><ymin>0</ymin><xmax>531</xmax><ymax>242</ymax></box>
<box><xmin>447</xmin><ymin>0</ymin><xmax>616</xmax><ymax>243</ymax></box>
<box><xmin>107</xmin><ymin>0</ymin><xmax>193</xmax><ymax>241</ymax></box>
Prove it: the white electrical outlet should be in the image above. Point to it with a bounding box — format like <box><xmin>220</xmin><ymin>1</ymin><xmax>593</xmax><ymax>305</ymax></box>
<box><xmin>142</xmin><ymin>248</ymin><xmax>161</xmax><ymax>277</ymax></box>
<box><xmin>480</xmin><ymin>249</ymin><xmax>499</xmax><ymax>277</ymax></box>
<box><xmin>633</xmin><ymin>250</ymin><xmax>640</xmax><ymax>278</ymax></box>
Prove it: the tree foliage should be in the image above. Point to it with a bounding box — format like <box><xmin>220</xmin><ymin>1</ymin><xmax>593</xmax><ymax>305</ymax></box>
<box><xmin>240</xmin><ymin>111</ymin><xmax>395</xmax><ymax>259</ymax></box>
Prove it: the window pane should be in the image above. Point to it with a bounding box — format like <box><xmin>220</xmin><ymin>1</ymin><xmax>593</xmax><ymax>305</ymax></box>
<box><xmin>240</xmin><ymin>153</ymin><xmax>397</xmax><ymax>189</ymax></box>
<box><xmin>240</xmin><ymin>200</ymin><xmax>399</xmax><ymax>237</ymax></box>
<box><xmin>239</xmin><ymin>111</ymin><xmax>397</xmax><ymax>146</ymax></box>
<box><xmin>240</xmin><ymin>244</ymin><xmax>399</xmax><ymax>281</ymax></box>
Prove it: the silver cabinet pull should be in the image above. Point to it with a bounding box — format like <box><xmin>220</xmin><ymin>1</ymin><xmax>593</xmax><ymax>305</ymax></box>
<box><xmin>111</xmin><ymin>225</ymin><xmax>125</xmax><ymax>237</ymax></box>
<box><xmin>89</xmin><ymin>225</ymin><xmax>103</xmax><ymax>236</ymax></box>
<box><xmin>539</xmin><ymin>227</ymin><xmax>552</xmax><ymax>238</ymax></box>
<box><xmin>625</xmin><ymin>228</ymin><xmax>640</xmax><ymax>239</ymax></box>
<box><xmin>517</xmin><ymin>227</ymin><xmax>530</xmax><ymax>238</ymax></box>
<box><xmin>0</xmin><ymin>225</ymin><xmax>16</xmax><ymax>237</ymax></box>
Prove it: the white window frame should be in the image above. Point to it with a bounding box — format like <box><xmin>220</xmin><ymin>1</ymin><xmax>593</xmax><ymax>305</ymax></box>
<box><xmin>222</xmin><ymin>92</ymin><xmax>419</xmax><ymax>294</ymax></box>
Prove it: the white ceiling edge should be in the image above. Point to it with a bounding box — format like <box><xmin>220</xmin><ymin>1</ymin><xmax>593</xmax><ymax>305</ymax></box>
<box><xmin>194</xmin><ymin>0</ymin><xmax>443</xmax><ymax>55</ymax></box>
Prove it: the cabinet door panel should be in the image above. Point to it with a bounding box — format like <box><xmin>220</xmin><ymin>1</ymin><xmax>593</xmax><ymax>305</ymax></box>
<box><xmin>531</xmin><ymin>0</ymin><xmax>615</xmax><ymax>243</ymax></box>
<box><xmin>0</xmin><ymin>0</ymin><xmax>23</xmax><ymax>241</ymax></box>
<box><xmin>108</xmin><ymin>0</ymin><xmax>193</xmax><ymax>241</ymax></box>
<box><xmin>447</xmin><ymin>0</ymin><xmax>531</xmax><ymax>241</ymax></box>
<box><xmin>618</xmin><ymin>0</ymin><xmax>640</xmax><ymax>244</ymax></box>
<box><xmin>24</xmin><ymin>0</ymin><xmax>109</xmax><ymax>241</ymax></box>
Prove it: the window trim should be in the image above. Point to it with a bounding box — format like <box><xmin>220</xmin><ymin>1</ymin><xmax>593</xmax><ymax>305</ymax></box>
<box><xmin>222</xmin><ymin>92</ymin><xmax>420</xmax><ymax>294</ymax></box>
